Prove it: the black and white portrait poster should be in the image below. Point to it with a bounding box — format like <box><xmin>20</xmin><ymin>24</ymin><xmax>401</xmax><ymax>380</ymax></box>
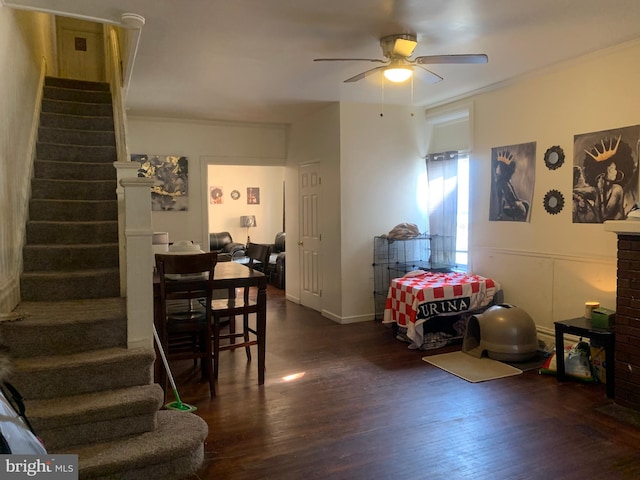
<box><xmin>573</xmin><ymin>125</ymin><xmax>640</xmax><ymax>223</ymax></box>
<box><xmin>489</xmin><ymin>141</ymin><xmax>536</xmax><ymax>222</ymax></box>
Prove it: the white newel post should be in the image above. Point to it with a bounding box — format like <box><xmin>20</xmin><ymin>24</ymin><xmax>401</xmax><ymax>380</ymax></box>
<box><xmin>114</xmin><ymin>162</ymin><xmax>140</xmax><ymax>295</ymax></box>
<box><xmin>120</xmin><ymin>176</ymin><xmax>155</xmax><ymax>349</ymax></box>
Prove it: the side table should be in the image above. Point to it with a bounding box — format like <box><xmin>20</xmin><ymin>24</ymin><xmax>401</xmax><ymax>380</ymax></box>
<box><xmin>554</xmin><ymin>317</ymin><xmax>615</xmax><ymax>398</ymax></box>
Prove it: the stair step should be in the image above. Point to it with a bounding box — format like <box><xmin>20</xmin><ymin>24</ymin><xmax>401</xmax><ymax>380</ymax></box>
<box><xmin>61</xmin><ymin>410</ymin><xmax>207</xmax><ymax>480</ymax></box>
<box><xmin>28</xmin><ymin>198</ymin><xmax>117</xmax><ymax>221</ymax></box>
<box><xmin>7</xmin><ymin>76</ymin><xmax>206</xmax><ymax>479</ymax></box>
<box><xmin>36</xmin><ymin>142</ymin><xmax>117</xmax><ymax>162</ymax></box>
<box><xmin>45</xmin><ymin>76</ymin><xmax>110</xmax><ymax>92</ymax></box>
<box><xmin>27</xmin><ymin>384</ymin><xmax>164</xmax><ymax>451</ymax></box>
<box><xmin>34</xmin><ymin>159</ymin><xmax>116</xmax><ymax>181</ymax></box>
<box><xmin>20</xmin><ymin>268</ymin><xmax>120</xmax><ymax>301</ymax></box>
<box><xmin>23</xmin><ymin>243</ymin><xmax>119</xmax><ymax>272</ymax></box>
<box><xmin>10</xmin><ymin>347</ymin><xmax>155</xmax><ymax>399</ymax></box>
<box><xmin>31</xmin><ymin>177</ymin><xmax>116</xmax><ymax>200</ymax></box>
<box><xmin>3</xmin><ymin>297</ymin><xmax>126</xmax><ymax>357</ymax></box>
<box><xmin>40</xmin><ymin>111</ymin><xmax>114</xmax><ymax>131</ymax></box>
<box><xmin>39</xmin><ymin>126</ymin><xmax>116</xmax><ymax>146</ymax></box>
<box><xmin>26</xmin><ymin>220</ymin><xmax>118</xmax><ymax>245</ymax></box>
<box><xmin>43</xmin><ymin>85</ymin><xmax>112</xmax><ymax>105</ymax></box>
<box><xmin>41</xmin><ymin>98</ymin><xmax>114</xmax><ymax>117</ymax></box>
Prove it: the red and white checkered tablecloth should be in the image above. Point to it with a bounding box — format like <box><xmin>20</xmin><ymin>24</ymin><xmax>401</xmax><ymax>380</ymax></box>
<box><xmin>383</xmin><ymin>271</ymin><xmax>500</xmax><ymax>348</ymax></box>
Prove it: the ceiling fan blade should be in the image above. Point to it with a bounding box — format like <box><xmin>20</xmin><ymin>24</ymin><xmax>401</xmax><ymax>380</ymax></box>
<box><xmin>414</xmin><ymin>54</ymin><xmax>488</xmax><ymax>65</ymax></box>
<box><xmin>344</xmin><ymin>66</ymin><xmax>385</xmax><ymax>83</ymax></box>
<box><xmin>314</xmin><ymin>58</ymin><xmax>386</xmax><ymax>63</ymax></box>
<box><xmin>415</xmin><ymin>65</ymin><xmax>443</xmax><ymax>84</ymax></box>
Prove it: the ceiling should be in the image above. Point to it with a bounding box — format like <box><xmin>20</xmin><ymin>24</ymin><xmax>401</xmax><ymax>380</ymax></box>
<box><xmin>5</xmin><ymin>0</ymin><xmax>640</xmax><ymax>124</ymax></box>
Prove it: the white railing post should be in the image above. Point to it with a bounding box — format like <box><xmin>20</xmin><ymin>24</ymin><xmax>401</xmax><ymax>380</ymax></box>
<box><xmin>121</xmin><ymin>177</ymin><xmax>155</xmax><ymax>349</ymax></box>
<box><xmin>114</xmin><ymin>162</ymin><xmax>139</xmax><ymax>295</ymax></box>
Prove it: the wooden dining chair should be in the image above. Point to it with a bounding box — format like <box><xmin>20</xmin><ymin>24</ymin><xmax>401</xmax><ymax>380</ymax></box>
<box><xmin>155</xmin><ymin>251</ymin><xmax>218</xmax><ymax>397</ymax></box>
<box><xmin>210</xmin><ymin>243</ymin><xmax>270</xmax><ymax>381</ymax></box>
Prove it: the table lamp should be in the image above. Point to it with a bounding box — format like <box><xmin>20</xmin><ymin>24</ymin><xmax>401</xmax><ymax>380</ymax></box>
<box><xmin>240</xmin><ymin>215</ymin><xmax>256</xmax><ymax>245</ymax></box>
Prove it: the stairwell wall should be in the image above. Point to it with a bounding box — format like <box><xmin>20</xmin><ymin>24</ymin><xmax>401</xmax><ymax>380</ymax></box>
<box><xmin>0</xmin><ymin>7</ymin><xmax>55</xmax><ymax>312</ymax></box>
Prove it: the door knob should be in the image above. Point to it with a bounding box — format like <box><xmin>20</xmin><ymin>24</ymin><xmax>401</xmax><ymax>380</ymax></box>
<box><xmin>297</xmin><ymin>241</ymin><xmax>304</xmax><ymax>246</ymax></box>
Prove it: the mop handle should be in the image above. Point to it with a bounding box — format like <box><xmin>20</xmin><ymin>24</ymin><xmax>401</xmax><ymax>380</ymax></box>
<box><xmin>153</xmin><ymin>325</ymin><xmax>180</xmax><ymax>393</ymax></box>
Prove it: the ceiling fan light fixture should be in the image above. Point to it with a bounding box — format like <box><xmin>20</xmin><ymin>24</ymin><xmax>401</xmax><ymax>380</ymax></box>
<box><xmin>383</xmin><ymin>66</ymin><xmax>413</xmax><ymax>83</ymax></box>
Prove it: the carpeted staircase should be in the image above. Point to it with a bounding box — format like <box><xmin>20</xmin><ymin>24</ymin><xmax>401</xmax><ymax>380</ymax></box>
<box><xmin>1</xmin><ymin>77</ymin><xmax>207</xmax><ymax>479</ymax></box>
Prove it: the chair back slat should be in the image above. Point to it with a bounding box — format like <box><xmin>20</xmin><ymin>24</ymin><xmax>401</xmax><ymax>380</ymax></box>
<box><xmin>154</xmin><ymin>251</ymin><xmax>218</xmax><ymax>397</ymax></box>
<box><xmin>245</xmin><ymin>243</ymin><xmax>271</xmax><ymax>271</ymax></box>
<box><xmin>156</xmin><ymin>252</ymin><xmax>218</xmax><ymax>300</ymax></box>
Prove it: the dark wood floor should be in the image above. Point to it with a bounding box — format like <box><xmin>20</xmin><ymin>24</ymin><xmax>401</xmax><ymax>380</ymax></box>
<box><xmin>173</xmin><ymin>286</ymin><xmax>640</xmax><ymax>480</ymax></box>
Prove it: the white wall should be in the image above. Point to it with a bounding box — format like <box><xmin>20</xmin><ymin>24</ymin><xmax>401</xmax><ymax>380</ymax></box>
<box><xmin>288</xmin><ymin>41</ymin><xmax>639</xmax><ymax>329</ymax></box>
<box><xmin>206</xmin><ymin>164</ymin><xmax>284</xmax><ymax>246</ymax></box>
<box><xmin>126</xmin><ymin>116</ymin><xmax>287</xmax><ymax>249</ymax></box>
<box><xmin>287</xmin><ymin>102</ymin><xmax>428</xmax><ymax>321</ymax></box>
<box><xmin>338</xmin><ymin>102</ymin><xmax>428</xmax><ymax>322</ymax></box>
<box><xmin>0</xmin><ymin>7</ymin><xmax>55</xmax><ymax>311</ymax></box>
<box><xmin>465</xmin><ymin>40</ymin><xmax>640</xmax><ymax>338</ymax></box>
<box><xmin>129</xmin><ymin>39</ymin><xmax>640</xmax><ymax>334</ymax></box>
<box><xmin>286</xmin><ymin>103</ymin><xmax>341</xmax><ymax>307</ymax></box>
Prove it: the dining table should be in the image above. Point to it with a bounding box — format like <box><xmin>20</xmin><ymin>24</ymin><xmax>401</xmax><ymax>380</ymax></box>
<box><xmin>153</xmin><ymin>260</ymin><xmax>268</xmax><ymax>391</ymax></box>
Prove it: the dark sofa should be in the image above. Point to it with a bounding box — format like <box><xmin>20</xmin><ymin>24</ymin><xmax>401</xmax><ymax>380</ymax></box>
<box><xmin>267</xmin><ymin>232</ymin><xmax>285</xmax><ymax>289</ymax></box>
<box><xmin>209</xmin><ymin>232</ymin><xmax>245</xmax><ymax>261</ymax></box>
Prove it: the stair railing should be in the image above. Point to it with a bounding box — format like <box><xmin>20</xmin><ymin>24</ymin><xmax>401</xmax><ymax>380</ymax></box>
<box><xmin>106</xmin><ymin>25</ymin><xmax>129</xmax><ymax>296</ymax></box>
<box><xmin>106</xmin><ymin>24</ymin><xmax>154</xmax><ymax>349</ymax></box>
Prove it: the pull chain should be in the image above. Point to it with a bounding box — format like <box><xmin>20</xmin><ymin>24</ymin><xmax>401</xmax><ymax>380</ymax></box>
<box><xmin>410</xmin><ymin>74</ymin><xmax>415</xmax><ymax>117</ymax></box>
<box><xmin>380</xmin><ymin>74</ymin><xmax>385</xmax><ymax>117</ymax></box>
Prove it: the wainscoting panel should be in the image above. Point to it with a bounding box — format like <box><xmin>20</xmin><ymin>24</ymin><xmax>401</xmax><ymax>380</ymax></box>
<box><xmin>470</xmin><ymin>247</ymin><xmax>616</xmax><ymax>333</ymax></box>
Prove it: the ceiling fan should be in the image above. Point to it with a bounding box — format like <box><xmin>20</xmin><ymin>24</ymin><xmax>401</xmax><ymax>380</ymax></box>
<box><xmin>314</xmin><ymin>33</ymin><xmax>488</xmax><ymax>84</ymax></box>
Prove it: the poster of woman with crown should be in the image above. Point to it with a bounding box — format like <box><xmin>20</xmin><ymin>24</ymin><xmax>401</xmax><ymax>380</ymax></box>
<box><xmin>489</xmin><ymin>141</ymin><xmax>536</xmax><ymax>222</ymax></box>
<box><xmin>573</xmin><ymin>125</ymin><xmax>640</xmax><ymax>223</ymax></box>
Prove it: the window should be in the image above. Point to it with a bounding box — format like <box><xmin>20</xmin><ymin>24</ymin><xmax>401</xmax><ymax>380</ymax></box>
<box><xmin>424</xmin><ymin>102</ymin><xmax>473</xmax><ymax>271</ymax></box>
<box><xmin>425</xmin><ymin>152</ymin><xmax>469</xmax><ymax>271</ymax></box>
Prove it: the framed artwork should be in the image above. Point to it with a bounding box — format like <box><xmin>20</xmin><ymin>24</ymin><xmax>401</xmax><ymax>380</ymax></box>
<box><xmin>230</xmin><ymin>189</ymin><xmax>241</xmax><ymax>200</ymax></box>
<box><xmin>210</xmin><ymin>186</ymin><xmax>223</xmax><ymax>204</ymax></box>
<box><xmin>247</xmin><ymin>187</ymin><xmax>260</xmax><ymax>205</ymax></box>
<box><xmin>132</xmin><ymin>154</ymin><xmax>188</xmax><ymax>211</ymax></box>
<box><xmin>489</xmin><ymin>141</ymin><xmax>536</xmax><ymax>222</ymax></box>
<box><xmin>573</xmin><ymin>125</ymin><xmax>640</xmax><ymax>223</ymax></box>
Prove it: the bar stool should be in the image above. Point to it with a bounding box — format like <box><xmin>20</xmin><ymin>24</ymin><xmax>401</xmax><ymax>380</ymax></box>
<box><xmin>155</xmin><ymin>252</ymin><xmax>218</xmax><ymax>397</ymax></box>
<box><xmin>210</xmin><ymin>243</ymin><xmax>270</xmax><ymax>381</ymax></box>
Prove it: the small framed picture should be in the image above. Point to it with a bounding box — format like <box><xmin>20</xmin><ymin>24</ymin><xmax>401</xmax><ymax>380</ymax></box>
<box><xmin>230</xmin><ymin>189</ymin><xmax>241</xmax><ymax>200</ymax></box>
<box><xmin>247</xmin><ymin>187</ymin><xmax>260</xmax><ymax>205</ymax></box>
<box><xmin>210</xmin><ymin>186</ymin><xmax>223</xmax><ymax>204</ymax></box>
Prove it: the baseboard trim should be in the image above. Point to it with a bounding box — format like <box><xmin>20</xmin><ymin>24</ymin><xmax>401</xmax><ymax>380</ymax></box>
<box><xmin>321</xmin><ymin>310</ymin><xmax>374</xmax><ymax>325</ymax></box>
<box><xmin>285</xmin><ymin>293</ymin><xmax>300</xmax><ymax>304</ymax></box>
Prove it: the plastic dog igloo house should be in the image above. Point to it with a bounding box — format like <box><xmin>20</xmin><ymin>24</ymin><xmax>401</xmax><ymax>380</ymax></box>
<box><xmin>462</xmin><ymin>304</ymin><xmax>538</xmax><ymax>362</ymax></box>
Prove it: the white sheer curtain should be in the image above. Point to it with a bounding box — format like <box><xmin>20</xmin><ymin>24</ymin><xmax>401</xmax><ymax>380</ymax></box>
<box><xmin>425</xmin><ymin>151</ymin><xmax>458</xmax><ymax>268</ymax></box>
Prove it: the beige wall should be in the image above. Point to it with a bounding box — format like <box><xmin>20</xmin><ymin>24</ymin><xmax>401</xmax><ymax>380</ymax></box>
<box><xmin>126</xmin><ymin>116</ymin><xmax>287</xmax><ymax>250</ymax></box>
<box><xmin>124</xmin><ymin>38</ymin><xmax>640</xmax><ymax>333</ymax></box>
<box><xmin>465</xmin><ymin>41</ymin><xmax>640</xmax><ymax>338</ymax></box>
<box><xmin>0</xmin><ymin>7</ymin><xmax>55</xmax><ymax>311</ymax></box>
<box><xmin>286</xmin><ymin>103</ymin><xmax>341</xmax><ymax>309</ymax></box>
<box><xmin>287</xmin><ymin>40</ymin><xmax>639</xmax><ymax>330</ymax></box>
<box><xmin>286</xmin><ymin>102</ymin><xmax>428</xmax><ymax>321</ymax></box>
<box><xmin>206</xmin><ymin>164</ymin><xmax>284</xmax><ymax>246</ymax></box>
<box><xmin>338</xmin><ymin>102</ymin><xmax>428</xmax><ymax>322</ymax></box>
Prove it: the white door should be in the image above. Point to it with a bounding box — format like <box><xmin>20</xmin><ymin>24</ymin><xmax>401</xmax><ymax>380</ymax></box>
<box><xmin>299</xmin><ymin>163</ymin><xmax>322</xmax><ymax>311</ymax></box>
<box><xmin>57</xmin><ymin>18</ymin><xmax>105</xmax><ymax>81</ymax></box>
